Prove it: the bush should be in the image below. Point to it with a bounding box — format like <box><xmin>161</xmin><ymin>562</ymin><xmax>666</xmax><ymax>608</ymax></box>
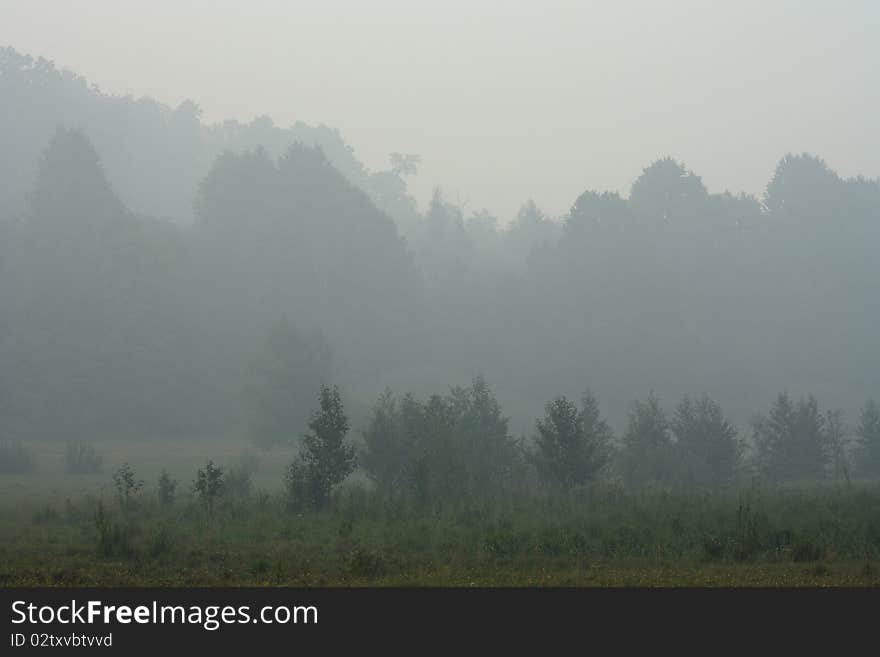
<box><xmin>65</xmin><ymin>443</ymin><xmax>103</xmax><ymax>474</ymax></box>
<box><xmin>0</xmin><ymin>441</ymin><xmax>35</xmax><ymax>474</ymax></box>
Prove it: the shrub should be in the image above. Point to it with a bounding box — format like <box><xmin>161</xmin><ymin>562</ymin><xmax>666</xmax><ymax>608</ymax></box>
<box><xmin>65</xmin><ymin>443</ymin><xmax>103</xmax><ymax>474</ymax></box>
<box><xmin>0</xmin><ymin>441</ymin><xmax>35</xmax><ymax>474</ymax></box>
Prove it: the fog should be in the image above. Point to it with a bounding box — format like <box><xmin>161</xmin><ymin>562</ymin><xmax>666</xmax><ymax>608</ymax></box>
<box><xmin>3</xmin><ymin>1</ymin><xmax>878</xmax><ymax>220</ymax></box>
<box><xmin>1</xmin><ymin>3</ymin><xmax>880</xmax><ymax>491</ymax></box>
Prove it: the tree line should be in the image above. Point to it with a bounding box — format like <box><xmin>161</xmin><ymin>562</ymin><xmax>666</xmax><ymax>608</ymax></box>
<box><xmin>277</xmin><ymin>379</ymin><xmax>880</xmax><ymax>511</ymax></box>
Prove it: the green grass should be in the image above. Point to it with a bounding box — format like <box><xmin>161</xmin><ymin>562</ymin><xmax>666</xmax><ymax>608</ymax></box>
<box><xmin>1</xmin><ymin>440</ymin><xmax>879</xmax><ymax>586</ymax></box>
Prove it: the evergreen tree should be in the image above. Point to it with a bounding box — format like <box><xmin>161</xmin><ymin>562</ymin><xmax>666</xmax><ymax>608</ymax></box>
<box><xmin>286</xmin><ymin>385</ymin><xmax>355</xmax><ymax>510</ymax></box>
<box><xmin>530</xmin><ymin>391</ymin><xmax>611</xmax><ymax>488</ymax></box>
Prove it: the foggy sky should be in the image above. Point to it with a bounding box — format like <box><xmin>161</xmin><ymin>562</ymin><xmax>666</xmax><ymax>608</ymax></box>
<box><xmin>2</xmin><ymin>0</ymin><xmax>878</xmax><ymax>221</ymax></box>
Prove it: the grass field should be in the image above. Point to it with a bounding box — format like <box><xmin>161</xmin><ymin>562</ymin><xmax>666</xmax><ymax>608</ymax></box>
<box><xmin>1</xmin><ymin>439</ymin><xmax>879</xmax><ymax>586</ymax></box>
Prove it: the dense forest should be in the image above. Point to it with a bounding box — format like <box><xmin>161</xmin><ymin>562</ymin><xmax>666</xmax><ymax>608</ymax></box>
<box><xmin>2</xmin><ymin>46</ymin><xmax>879</xmax><ymax>488</ymax></box>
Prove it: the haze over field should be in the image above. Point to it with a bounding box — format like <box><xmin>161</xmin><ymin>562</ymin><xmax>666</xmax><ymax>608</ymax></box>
<box><xmin>2</xmin><ymin>0</ymin><xmax>878</xmax><ymax>220</ymax></box>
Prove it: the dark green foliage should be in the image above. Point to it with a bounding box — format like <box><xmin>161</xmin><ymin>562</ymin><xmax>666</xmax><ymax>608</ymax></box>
<box><xmin>157</xmin><ymin>471</ymin><xmax>177</xmax><ymax>506</ymax></box>
<box><xmin>193</xmin><ymin>460</ymin><xmax>224</xmax><ymax>515</ymax></box>
<box><xmin>286</xmin><ymin>385</ymin><xmax>356</xmax><ymax>510</ymax></box>
<box><xmin>671</xmin><ymin>395</ymin><xmax>742</xmax><ymax>486</ymax></box>
<box><xmin>753</xmin><ymin>393</ymin><xmax>828</xmax><ymax>483</ymax></box>
<box><xmin>65</xmin><ymin>443</ymin><xmax>102</xmax><ymax>474</ymax></box>
<box><xmin>0</xmin><ymin>441</ymin><xmax>35</xmax><ymax>474</ymax></box>
<box><xmin>856</xmin><ymin>399</ymin><xmax>880</xmax><ymax>478</ymax></box>
<box><xmin>529</xmin><ymin>391</ymin><xmax>611</xmax><ymax>488</ymax></box>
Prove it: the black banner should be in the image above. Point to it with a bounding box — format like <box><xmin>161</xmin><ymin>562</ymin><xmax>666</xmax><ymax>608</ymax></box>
<box><xmin>1</xmin><ymin>587</ymin><xmax>876</xmax><ymax>651</ymax></box>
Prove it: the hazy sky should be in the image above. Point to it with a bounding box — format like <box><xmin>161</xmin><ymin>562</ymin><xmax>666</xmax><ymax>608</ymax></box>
<box><xmin>2</xmin><ymin>0</ymin><xmax>878</xmax><ymax>220</ymax></box>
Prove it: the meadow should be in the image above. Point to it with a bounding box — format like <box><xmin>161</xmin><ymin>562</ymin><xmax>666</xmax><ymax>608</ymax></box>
<box><xmin>1</xmin><ymin>439</ymin><xmax>878</xmax><ymax>587</ymax></box>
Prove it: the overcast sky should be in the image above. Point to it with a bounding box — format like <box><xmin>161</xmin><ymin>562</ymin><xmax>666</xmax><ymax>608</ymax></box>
<box><xmin>2</xmin><ymin>0</ymin><xmax>878</xmax><ymax>221</ymax></box>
